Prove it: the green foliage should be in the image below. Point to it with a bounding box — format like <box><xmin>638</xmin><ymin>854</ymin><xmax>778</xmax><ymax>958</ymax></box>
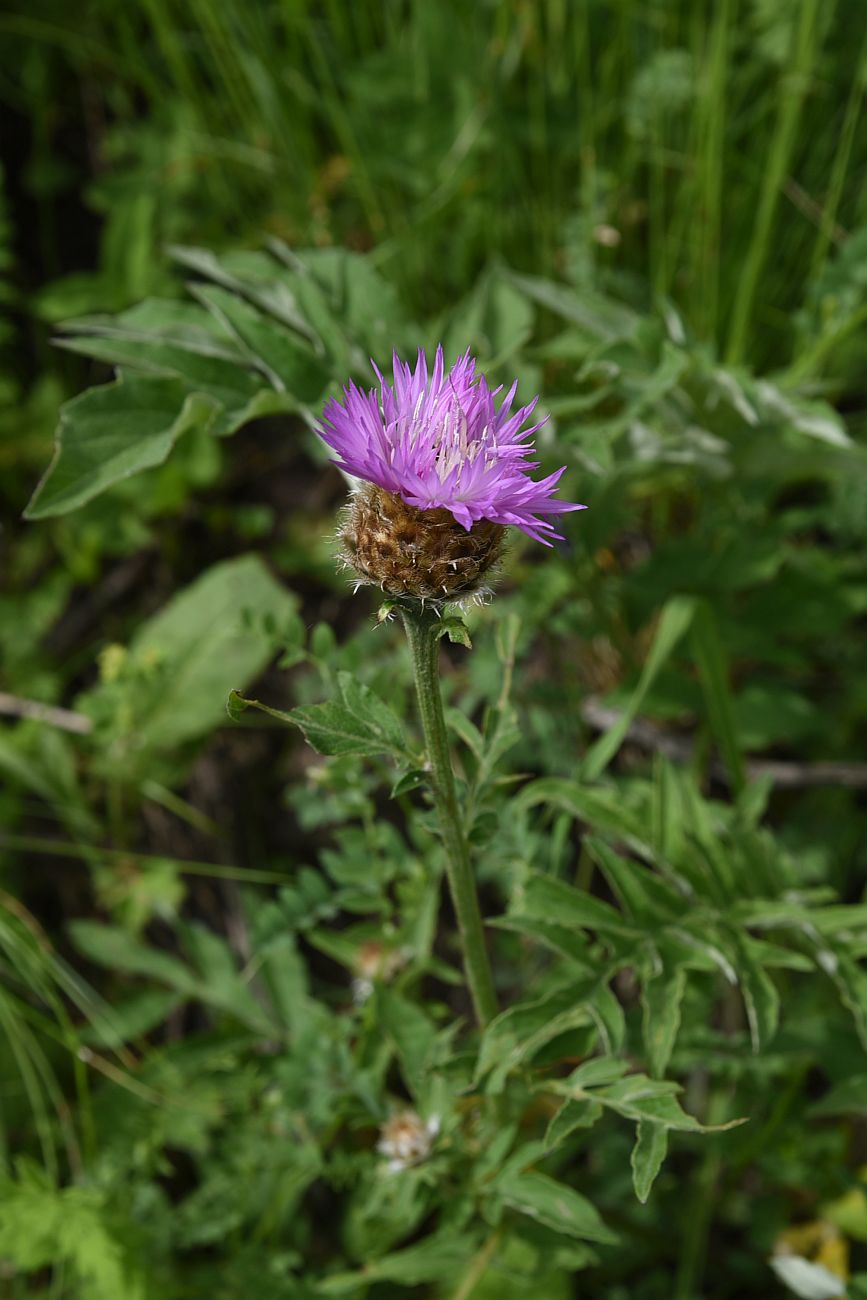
<box><xmin>0</xmin><ymin>1161</ymin><xmax>144</xmax><ymax>1299</ymax></box>
<box><xmin>2</xmin><ymin>4</ymin><xmax>867</xmax><ymax>1295</ymax></box>
<box><xmin>6</xmin><ymin>235</ymin><xmax>865</xmax><ymax>1282</ymax></box>
<box><xmin>232</xmin><ymin>671</ymin><xmax>412</xmax><ymax>762</ymax></box>
<box><xmin>79</xmin><ymin>555</ymin><xmax>297</xmax><ymax>765</ymax></box>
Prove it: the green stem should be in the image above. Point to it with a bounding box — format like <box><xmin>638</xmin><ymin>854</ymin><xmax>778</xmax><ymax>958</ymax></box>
<box><xmin>400</xmin><ymin>606</ymin><xmax>499</xmax><ymax>1028</ymax></box>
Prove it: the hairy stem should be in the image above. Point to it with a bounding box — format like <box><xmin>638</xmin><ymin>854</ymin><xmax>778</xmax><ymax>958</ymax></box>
<box><xmin>400</xmin><ymin>606</ymin><xmax>499</xmax><ymax>1028</ymax></box>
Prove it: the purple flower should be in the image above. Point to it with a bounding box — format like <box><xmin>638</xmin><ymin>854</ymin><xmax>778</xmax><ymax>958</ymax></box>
<box><xmin>317</xmin><ymin>347</ymin><xmax>585</xmax><ymax>545</ymax></box>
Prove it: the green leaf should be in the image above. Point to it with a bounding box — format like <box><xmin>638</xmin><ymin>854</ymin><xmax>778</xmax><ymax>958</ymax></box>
<box><xmin>0</xmin><ymin>1161</ymin><xmax>144</xmax><ymax>1300</ymax></box>
<box><xmin>181</xmin><ymin>922</ymin><xmax>277</xmax><ymax>1032</ymax></box>
<box><xmin>446</xmin><ymin>708</ymin><xmax>485</xmax><ymax>759</ymax></box>
<box><xmin>545</xmin><ymin>1070</ymin><xmax>745</xmax><ymax>1134</ymax></box>
<box><xmin>585</xmin><ymin>838</ymin><xmax>683</xmax><ymax>923</ymax></box>
<box><xmin>477</xmin><ymin>980</ymin><xmax>611</xmax><ymax>1092</ymax></box>
<box><xmin>438</xmin><ymin>615</ymin><xmax>472</xmax><ymax>648</ymax></box>
<box><xmin>317</xmin><ymin>1231</ymin><xmax>471</xmax><ymax>1292</ymax></box>
<box><xmin>641</xmin><ymin>965</ymin><xmax>686</xmax><ymax>1077</ymax></box>
<box><xmin>25</xmin><ymin>374</ymin><xmax>217</xmax><ymax>519</ymax></box>
<box><xmin>690</xmin><ymin>599</ymin><xmax>746</xmax><ymax>792</ymax></box>
<box><xmin>545</xmin><ymin>1099</ymin><xmax>605</xmax><ymax>1150</ymax></box>
<box><xmin>77</xmin><ymin>556</ymin><xmax>295</xmax><ymax>760</ymax></box>
<box><xmin>70</xmin><ymin>921</ymin><xmax>199</xmax><ymax>994</ymax></box>
<box><xmin>631</xmin><ymin>1121</ymin><xmax>668</xmax><ymax>1203</ymax></box>
<box><xmin>390</xmin><ymin>767</ymin><xmax>429</xmax><ymax>797</ymax></box>
<box><xmin>495</xmin><ymin>1170</ymin><xmax>617</xmax><ymax>1244</ymax></box>
<box><xmin>226</xmin><ymin>691</ymin><xmax>295</xmax><ymax>726</ymax></box>
<box><xmin>505</xmin><ymin>268</ymin><xmax>638</xmax><ymax>341</ymax></box>
<box><xmin>828</xmin><ymin>955</ymin><xmax>867</xmax><ymax>1051</ymax></box>
<box><xmin>80</xmin><ymin>989</ymin><xmax>183</xmax><ymax>1047</ymax></box>
<box><xmin>441</xmin><ymin>268</ymin><xmax>535</xmax><ymax>365</ymax></box>
<box><xmin>376</xmin><ymin>989</ymin><xmax>437</xmax><ymax>1098</ymax></box>
<box><xmin>513</xmin><ymin>873</ymin><xmax>636</xmax><ymax>938</ymax></box>
<box><xmin>567</xmin><ymin>1057</ymin><xmax>632</xmax><ymax>1089</ymax></box>
<box><xmin>169</xmin><ymin>243</ymin><xmax>321</xmax><ymax>343</ymax></box>
<box><xmin>490</xmin><ymin>913</ymin><xmax>594</xmax><ymax>970</ymax></box>
<box><xmin>59</xmin><ymin>297</ymin><xmax>247</xmax><ymax>358</ymax></box>
<box><xmin>726</xmin><ymin>930</ymin><xmax>780</xmax><ymax>1051</ymax></box>
<box><xmin>287</xmin><ymin>672</ymin><xmax>410</xmax><ymax>759</ymax></box>
<box><xmin>810</xmin><ymin>1077</ymin><xmax>867</xmax><ymax>1119</ymax></box>
<box><xmin>191</xmin><ymin>283</ymin><xmax>330</xmax><ymax>401</ymax></box>
<box><xmin>295</xmin><ymin>244</ymin><xmax>409</xmax><ymax>357</ymax></box>
<box><xmin>515</xmin><ymin>778</ymin><xmax>656</xmax><ymax>859</ymax></box>
<box><xmin>582</xmin><ymin>596</ymin><xmax>696</xmax><ymax>780</ymax></box>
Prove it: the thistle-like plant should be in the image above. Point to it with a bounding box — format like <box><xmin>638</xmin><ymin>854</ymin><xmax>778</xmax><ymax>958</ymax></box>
<box><xmin>316</xmin><ymin>346</ymin><xmax>584</xmax><ymax>1022</ymax></box>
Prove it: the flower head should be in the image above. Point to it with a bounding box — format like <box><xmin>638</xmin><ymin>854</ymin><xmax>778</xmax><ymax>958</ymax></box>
<box><xmin>318</xmin><ymin>347</ymin><xmax>584</xmax><ymax>601</ymax></box>
<box><xmin>377</xmin><ymin>1109</ymin><xmax>440</xmax><ymax>1173</ymax></box>
<box><xmin>319</xmin><ymin>346</ymin><xmax>584</xmax><ymax>545</ymax></box>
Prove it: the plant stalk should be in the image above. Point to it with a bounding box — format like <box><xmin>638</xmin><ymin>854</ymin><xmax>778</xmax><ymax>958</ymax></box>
<box><xmin>400</xmin><ymin>606</ymin><xmax>499</xmax><ymax>1028</ymax></box>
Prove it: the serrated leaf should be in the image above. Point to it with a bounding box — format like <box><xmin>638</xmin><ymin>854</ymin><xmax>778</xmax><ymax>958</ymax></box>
<box><xmin>25</xmin><ymin>374</ymin><xmax>217</xmax><ymax>518</ymax></box>
<box><xmin>495</xmin><ymin>1170</ymin><xmax>617</xmax><ymax>1244</ymax></box>
<box><xmin>289</xmin><ymin>672</ymin><xmax>410</xmax><ymax>758</ymax></box>
<box><xmin>631</xmin><ymin>1121</ymin><xmax>668</xmax><ymax>1203</ymax></box>
<box><xmin>438</xmin><ymin>616</ymin><xmax>472</xmax><ymax>648</ymax></box>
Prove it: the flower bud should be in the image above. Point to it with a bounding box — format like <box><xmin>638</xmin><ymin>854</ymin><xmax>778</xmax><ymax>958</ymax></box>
<box><xmin>340</xmin><ymin>483</ymin><xmax>505</xmax><ymax>602</ymax></box>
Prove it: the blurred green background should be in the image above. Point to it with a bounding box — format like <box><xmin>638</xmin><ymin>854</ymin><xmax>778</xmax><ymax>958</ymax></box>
<box><xmin>2</xmin><ymin>1</ymin><xmax>867</xmax><ymax>1297</ymax></box>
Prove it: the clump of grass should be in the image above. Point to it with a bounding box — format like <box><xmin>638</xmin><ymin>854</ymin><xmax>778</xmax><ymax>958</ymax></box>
<box><xmin>3</xmin><ymin>0</ymin><xmax>867</xmax><ymax>378</ymax></box>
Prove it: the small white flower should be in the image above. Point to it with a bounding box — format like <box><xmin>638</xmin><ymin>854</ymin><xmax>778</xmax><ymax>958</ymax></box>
<box><xmin>352</xmin><ymin>943</ymin><xmax>410</xmax><ymax>1004</ymax></box>
<box><xmin>377</xmin><ymin>1109</ymin><xmax>440</xmax><ymax>1172</ymax></box>
<box><xmin>351</xmin><ymin>976</ymin><xmax>374</xmax><ymax>1005</ymax></box>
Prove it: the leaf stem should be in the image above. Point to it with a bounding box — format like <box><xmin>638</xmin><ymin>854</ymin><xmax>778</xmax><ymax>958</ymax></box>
<box><xmin>400</xmin><ymin>606</ymin><xmax>499</xmax><ymax>1028</ymax></box>
<box><xmin>450</xmin><ymin>1230</ymin><xmax>502</xmax><ymax>1300</ymax></box>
